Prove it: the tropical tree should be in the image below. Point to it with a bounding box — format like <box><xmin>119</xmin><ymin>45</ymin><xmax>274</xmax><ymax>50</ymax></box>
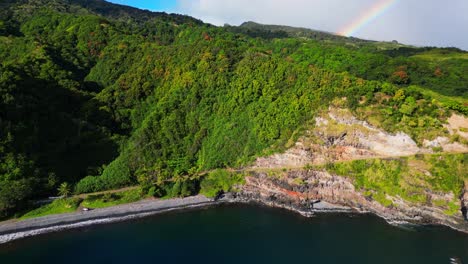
<box><xmin>58</xmin><ymin>182</ymin><xmax>72</xmax><ymax>198</ymax></box>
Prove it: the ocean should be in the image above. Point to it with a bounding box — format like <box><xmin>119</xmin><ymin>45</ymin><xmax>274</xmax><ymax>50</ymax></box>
<box><xmin>1</xmin><ymin>204</ymin><xmax>467</xmax><ymax>264</ymax></box>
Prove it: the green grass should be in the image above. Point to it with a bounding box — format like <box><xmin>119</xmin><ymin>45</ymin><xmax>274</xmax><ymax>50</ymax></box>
<box><xmin>353</xmin><ymin>93</ymin><xmax>453</xmax><ymax>145</ymax></box>
<box><xmin>373</xmin><ymin>192</ymin><xmax>393</xmax><ymax>207</ymax></box>
<box><xmin>20</xmin><ymin>198</ymin><xmax>83</xmax><ymax>219</ymax></box>
<box><xmin>409</xmin><ymin>85</ymin><xmax>468</xmax><ymax>114</ymax></box>
<box><xmin>444</xmin><ymin>201</ymin><xmax>461</xmax><ymax>216</ymax></box>
<box><xmin>293</xmin><ymin>177</ymin><xmax>306</xmax><ymax>186</ymax></box>
<box><xmin>411</xmin><ymin>50</ymin><xmax>468</xmax><ymax>61</ymax></box>
<box><xmin>80</xmin><ymin>189</ymin><xmax>145</xmax><ymax>209</ymax></box>
<box><xmin>433</xmin><ymin>199</ymin><xmax>461</xmax><ymax>216</ymax></box>
<box><xmin>324</xmin><ymin>153</ymin><xmax>467</xmax><ymax>214</ymax></box>
<box><xmin>19</xmin><ymin>189</ymin><xmax>146</xmax><ymax>220</ymax></box>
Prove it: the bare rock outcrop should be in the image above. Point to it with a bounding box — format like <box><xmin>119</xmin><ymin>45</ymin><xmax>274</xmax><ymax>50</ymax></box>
<box><xmin>253</xmin><ymin>108</ymin><xmax>422</xmax><ymax>169</ymax></box>
<box><xmin>234</xmin><ymin>170</ymin><xmax>468</xmax><ymax>232</ymax></box>
<box><xmin>253</xmin><ymin>108</ymin><xmax>468</xmax><ymax>169</ymax></box>
<box><xmin>445</xmin><ymin>114</ymin><xmax>468</xmax><ymax>140</ymax></box>
<box><xmin>462</xmin><ymin>182</ymin><xmax>468</xmax><ymax>221</ymax></box>
<box><xmin>249</xmin><ymin>108</ymin><xmax>468</xmax><ymax>231</ymax></box>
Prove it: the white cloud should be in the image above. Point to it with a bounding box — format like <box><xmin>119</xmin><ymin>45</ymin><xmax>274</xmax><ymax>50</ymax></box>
<box><xmin>177</xmin><ymin>0</ymin><xmax>366</xmax><ymax>30</ymax></box>
<box><xmin>175</xmin><ymin>0</ymin><xmax>468</xmax><ymax>50</ymax></box>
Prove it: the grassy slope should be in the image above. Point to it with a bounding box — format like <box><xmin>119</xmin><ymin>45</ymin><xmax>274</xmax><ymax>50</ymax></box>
<box><xmin>19</xmin><ymin>189</ymin><xmax>146</xmax><ymax>219</ymax></box>
<box><xmin>323</xmin><ymin>153</ymin><xmax>467</xmax><ymax>214</ymax></box>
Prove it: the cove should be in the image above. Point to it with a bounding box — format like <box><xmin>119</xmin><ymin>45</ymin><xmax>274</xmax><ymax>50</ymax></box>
<box><xmin>1</xmin><ymin>204</ymin><xmax>467</xmax><ymax>264</ymax></box>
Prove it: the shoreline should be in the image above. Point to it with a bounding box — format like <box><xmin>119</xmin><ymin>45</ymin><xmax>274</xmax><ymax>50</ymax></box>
<box><xmin>0</xmin><ymin>195</ymin><xmax>220</xmax><ymax>244</ymax></box>
<box><xmin>1</xmin><ymin>194</ymin><xmax>466</xmax><ymax>244</ymax></box>
<box><xmin>240</xmin><ymin>197</ymin><xmax>468</xmax><ymax>234</ymax></box>
<box><xmin>0</xmin><ymin>195</ymin><xmax>367</xmax><ymax>245</ymax></box>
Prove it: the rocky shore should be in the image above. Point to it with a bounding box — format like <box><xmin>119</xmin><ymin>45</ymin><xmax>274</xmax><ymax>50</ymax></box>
<box><xmin>232</xmin><ymin>170</ymin><xmax>468</xmax><ymax>234</ymax></box>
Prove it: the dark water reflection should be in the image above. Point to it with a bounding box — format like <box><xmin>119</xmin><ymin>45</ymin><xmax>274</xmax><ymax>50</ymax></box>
<box><xmin>1</xmin><ymin>205</ymin><xmax>467</xmax><ymax>264</ymax></box>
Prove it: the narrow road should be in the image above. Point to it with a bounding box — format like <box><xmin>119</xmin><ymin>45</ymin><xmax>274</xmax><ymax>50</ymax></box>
<box><xmin>75</xmin><ymin>186</ymin><xmax>140</xmax><ymax>199</ymax></box>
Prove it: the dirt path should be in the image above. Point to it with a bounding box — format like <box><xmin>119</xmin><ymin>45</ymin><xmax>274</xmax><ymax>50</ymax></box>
<box><xmin>75</xmin><ymin>186</ymin><xmax>140</xmax><ymax>199</ymax></box>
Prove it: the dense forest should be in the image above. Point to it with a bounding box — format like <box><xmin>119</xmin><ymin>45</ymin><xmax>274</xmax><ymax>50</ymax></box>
<box><xmin>0</xmin><ymin>0</ymin><xmax>467</xmax><ymax>218</ymax></box>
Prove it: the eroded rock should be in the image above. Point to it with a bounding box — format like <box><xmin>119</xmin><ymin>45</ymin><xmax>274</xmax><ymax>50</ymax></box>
<box><xmin>234</xmin><ymin>169</ymin><xmax>468</xmax><ymax>232</ymax></box>
<box><xmin>252</xmin><ymin>108</ymin><xmax>468</xmax><ymax>169</ymax></box>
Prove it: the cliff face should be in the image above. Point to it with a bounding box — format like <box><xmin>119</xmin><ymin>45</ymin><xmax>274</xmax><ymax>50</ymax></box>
<box><xmin>462</xmin><ymin>182</ymin><xmax>468</xmax><ymax>221</ymax></box>
<box><xmin>233</xmin><ymin>170</ymin><xmax>468</xmax><ymax>232</ymax></box>
<box><xmin>253</xmin><ymin>108</ymin><xmax>468</xmax><ymax>169</ymax></box>
<box><xmin>241</xmin><ymin>107</ymin><xmax>468</xmax><ymax>231</ymax></box>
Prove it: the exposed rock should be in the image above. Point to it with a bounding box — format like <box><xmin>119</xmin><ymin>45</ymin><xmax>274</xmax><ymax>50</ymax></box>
<box><xmin>253</xmin><ymin>108</ymin><xmax>421</xmax><ymax>169</ymax></box>
<box><xmin>424</xmin><ymin>136</ymin><xmax>468</xmax><ymax>152</ymax></box>
<box><xmin>254</xmin><ymin>141</ymin><xmax>313</xmax><ymax>168</ymax></box>
<box><xmin>438</xmin><ymin>113</ymin><xmax>468</xmax><ymax>152</ymax></box>
<box><xmin>445</xmin><ymin>114</ymin><xmax>468</xmax><ymax>140</ymax></box>
<box><xmin>253</xmin><ymin>108</ymin><xmax>468</xmax><ymax>169</ymax></box>
<box><xmin>462</xmin><ymin>182</ymin><xmax>468</xmax><ymax>221</ymax></box>
<box><xmin>424</xmin><ymin>137</ymin><xmax>448</xmax><ymax>148</ymax></box>
<box><xmin>233</xmin><ymin>170</ymin><xmax>468</xmax><ymax>233</ymax></box>
<box><xmin>360</xmin><ymin>131</ymin><xmax>419</xmax><ymax>156</ymax></box>
<box><xmin>249</xmin><ymin>108</ymin><xmax>468</xmax><ymax>231</ymax></box>
<box><xmin>442</xmin><ymin>142</ymin><xmax>468</xmax><ymax>152</ymax></box>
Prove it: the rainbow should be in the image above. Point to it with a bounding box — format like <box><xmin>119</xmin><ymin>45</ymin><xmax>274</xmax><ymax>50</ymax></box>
<box><xmin>338</xmin><ymin>0</ymin><xmax>398</xmax><ymax>37</ymax></box>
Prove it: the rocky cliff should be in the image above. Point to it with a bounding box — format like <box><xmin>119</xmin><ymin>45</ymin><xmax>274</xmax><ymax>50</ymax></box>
<box><xmin>462</xmin><ymin>181</ymin><xmax>468</xmax><ymax>221</ymax></box>
<box><xmin>253</xmin><ymin>108</ymin><xmax>468</xmax><ymax>169</ymax></box>
<box><xmin>231</xmin><ymin>169</ymin><xmax>468</xmax><ymax>232</ymax></box>
<box><xmin>238</xmin><ymin>107</ymin><xmax>468</xmax><ymax>232</ymax></box>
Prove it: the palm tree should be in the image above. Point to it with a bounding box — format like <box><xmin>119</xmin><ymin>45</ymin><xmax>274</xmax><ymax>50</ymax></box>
<box><xmin>58</xmin><ymin>182</ymin><xmax>71</xmax><ymax>198</ymax></box>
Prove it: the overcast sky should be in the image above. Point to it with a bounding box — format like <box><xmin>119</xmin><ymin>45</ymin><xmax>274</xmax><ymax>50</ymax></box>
<box><xmin>108</xmin><ymin>0</ymin><xmax>468</xmax><ymax>50</ymax></box>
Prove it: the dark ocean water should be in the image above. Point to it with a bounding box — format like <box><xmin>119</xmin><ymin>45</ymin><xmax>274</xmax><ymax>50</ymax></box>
<box><xmin>1</xmin><ymin>204</ymin><xmax>467</xmax><ymax>264</ymax></box>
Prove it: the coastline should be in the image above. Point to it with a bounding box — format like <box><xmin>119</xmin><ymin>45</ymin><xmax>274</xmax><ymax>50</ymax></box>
<box><xmin>244</xmin><ymin>197</ymin><xmax>468</xmax><ymax>234</ymax></box>
<box><xmin>0</xmin><ymin>195</ymin><xmax>219</xmax><ymax>244</ymax></box>
<box><xmin>1</xmin><ymin>193</ymin><xmax>467</xmax><ymax>245</ymax></box>
<box><xmin>0</xmin><ymin>194</ymin><xmax>369</xmax><ymax>245</ymax></box>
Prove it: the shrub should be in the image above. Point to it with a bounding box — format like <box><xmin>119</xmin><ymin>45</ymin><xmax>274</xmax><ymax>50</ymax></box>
<box><xmin>99</xmin><ymin>156</ymin><xmax>134</xmax><ymax>189</ymax></box>
<box><xmin>75</xmin><ymin>156</ymin><xmax>135</xmax><ymax>194</ymax></box>
<box><xmin>74</xmin><ymin>175</ymin><xmax>105</xmax><ymax>194</ymax></box>
<box><xmin>162</xmin><ymin>179</ymin><xmax>199</xmax><ymax>198</ymax></box>
<box><xmin>199</xmin><ymin>169</ymin><xmax>245</xmax><ymax>198</ymax></box>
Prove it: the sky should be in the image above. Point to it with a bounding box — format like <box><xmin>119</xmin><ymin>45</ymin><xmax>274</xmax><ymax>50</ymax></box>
<box><xmin>107</xmin><ymin>0</ymin><xmax>468</xmax><ymax>50</ymax></box>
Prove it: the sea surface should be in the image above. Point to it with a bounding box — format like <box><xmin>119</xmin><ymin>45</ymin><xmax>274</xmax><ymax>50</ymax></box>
<box><xmin>1</xmin><ymin>204</ymin><xmax>467</xmax><ymax>264</ymax></box>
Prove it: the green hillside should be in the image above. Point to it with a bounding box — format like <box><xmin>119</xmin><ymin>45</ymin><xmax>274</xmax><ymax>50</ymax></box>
<box><xmin>0</xmin><ymin>0</ymin><xmax>467</xmax><ymax>218</ymax></box>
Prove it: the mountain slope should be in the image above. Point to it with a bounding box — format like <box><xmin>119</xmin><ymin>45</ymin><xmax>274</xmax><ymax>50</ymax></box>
<box><xmin>232</xmin><ymin>21</ymin><xmax>371</xmax><ymax>43</ymax></box>
<box><xmin>0</xmin><ymin>0</ymin><xmax>467</xmax><ymax>224</ymax></box>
